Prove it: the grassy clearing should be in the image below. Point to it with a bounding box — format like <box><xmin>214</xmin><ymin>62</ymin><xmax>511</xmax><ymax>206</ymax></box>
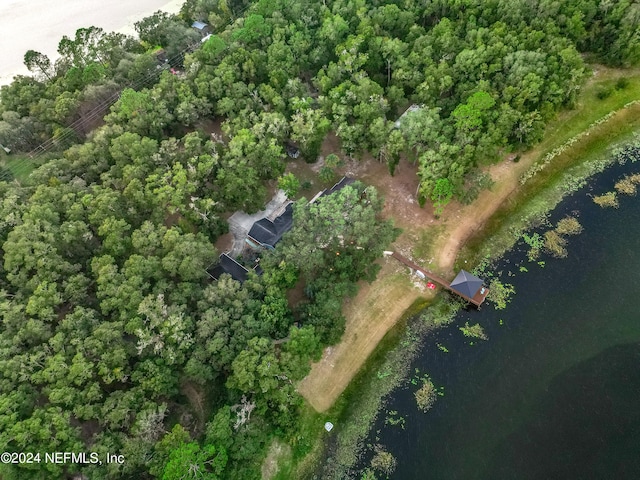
<box><xmin>276</xmin><ymin>296</ymin><xmax>431</xmax><ymax>479</ymax></box>
<box><xmin>271</xmin><ymin>404</ymin><xmax>324</xmax><ymax>480</ymax></box>
<box><xmin>262</xmin><ymin>440</ymin><xmax>293</xmax><ymax>480</ymax></box>
<box><xmin>2</xmin><ymin>155</ymin><xmax>37</xmax><ymax>183</ymax></box>
<box><xmin>297</xmin><ymin>265</ymin><xmax>426</xmax><ymax>413</ymax></box>
<box><xmin>413</xmin><ymin>224</ymin><xmax>445</xmax><ymax>261</ymax></box>
<box><xmin>532</xmin><ymin>66</ymin><xmax>640</xmax><ymax>154</ymax></box>
<box><xmin>316</xmin><ymin>297</ymin><xmax>460</xmax><ymax>479</ymax></box>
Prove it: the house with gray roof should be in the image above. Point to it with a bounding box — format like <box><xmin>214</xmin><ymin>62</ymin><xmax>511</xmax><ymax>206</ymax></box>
<box><xmin>246</xmin><ymin>203</ymin><xmax>294</xmax><ymax>250</ymax></box>
<box><xmin>206</xmin><ymin>253</ymin><xmax>250</xmax><ymax>283</ymax></box>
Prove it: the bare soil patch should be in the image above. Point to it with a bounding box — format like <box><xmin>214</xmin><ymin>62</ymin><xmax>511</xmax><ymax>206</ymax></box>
<box><xmin>432</xmin><ymin>157</ymin><xmax>532</xmax><ymax>272</ymax></box>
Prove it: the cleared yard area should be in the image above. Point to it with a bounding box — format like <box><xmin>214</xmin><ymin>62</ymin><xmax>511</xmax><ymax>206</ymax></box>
<box><xmin>1</xmin><ymin>155</ymin><xmax>37</xmax><ymax>183</ymax></box>
<box><xmin>297</xmin><ymin>65</ymin><xmax>640</xmax><ymax>414</ymax></box>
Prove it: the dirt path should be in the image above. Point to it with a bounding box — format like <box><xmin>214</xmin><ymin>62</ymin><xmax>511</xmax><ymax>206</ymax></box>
<box><xmin>434</xmin><ymin>156</ymin><xmax>536</xmax><ymax>271</ymax></box>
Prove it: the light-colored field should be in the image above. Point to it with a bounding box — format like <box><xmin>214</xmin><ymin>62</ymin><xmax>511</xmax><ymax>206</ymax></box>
<box><xmin>297</xmin><ymin>262</ymin><xmax>429</xmax><ymax>412</ymax></box>
<box><xmin>0</xmin><ymin>0</ymin><xmax>182</xmax><ymax>85</ymax></box>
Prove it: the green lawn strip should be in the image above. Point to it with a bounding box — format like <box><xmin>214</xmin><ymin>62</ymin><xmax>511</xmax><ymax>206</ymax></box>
<box><xmin>322</xmin><ymin>297</ymin><xmax>462</xmax><ymax>478</ymax></box>
<box><xmin>276</xmin><ymin>297</ymin><xmax>430</xmax><ymax>479</ymax></box>
<box><xmin>310</xmin><ymin>298</ymin><xmax>450</xmax><ymax>478</ymax></box>
<box><xmin>534</xmin><ymin>68</ymin><xmax>640</xmax><ymax>153</ymax></box>
<box><xmin>459</xmin><ymin>106</ymin><xmax>640</xmax><ymax>268</ymax></box>
<box><xmin>4</xmin><ymin>155</ymin><xmax>37</xmax><ymax>183</ymax></box>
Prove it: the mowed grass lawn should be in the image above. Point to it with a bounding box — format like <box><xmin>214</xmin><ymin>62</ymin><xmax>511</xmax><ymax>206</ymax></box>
<box><xmin>1</xmin><ymin>155</ymin><xmax>37</xmax><ymax>183</ymax></box>
<box><xmin>533</xmin><ymin>65</ymin><xmax>640</xmax><ymax>159</ymax></box>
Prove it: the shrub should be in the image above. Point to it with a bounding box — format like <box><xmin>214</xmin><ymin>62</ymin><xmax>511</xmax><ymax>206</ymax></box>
<box><xmin>596</xmin><ymin>86</ymin><xmax>613</xmax><ymax>100</ymax></box>
<box><xmin>277</xmin><ymin>172</ymin><xmax>300</xmax><ymax>198</ymax></box>
<box><xmin>615</xmin><ymin>77</ymin><xmax>630</xmax><ymax>90</ymax></box>
<box><xmin>614</xmin><ymin>176</ymin><xmax>638</xmax><ymax>195</ymax></box>
<box><xmin>459</xmin><ymin>322</ymin><xmax>488</xmax><ymax>340</ymax></box>
<box><xmin>544</xmin><ymin>230</ymin><xmax>568</xmax><ymax>258</ymax></box>
<box><xmin>555</xmin><ymin>216</ymin><xmax>583</xmax><ymax>235</ymax></box>
<box><xmin>415</xmin><ymin>378</ymin><xmax>437</xmax><ymax>412</ymax></box>
<box><xmin>324</xmin><ymin>153</ymin><xmax>343</xmax><ymax>169</ymax></box>
<box><xmin>370</xmin><ymin>445</ymin><xmax>396</xmax><ymax>476</ymax></box>
<box><xmin>593</xmin><ymin>191</ymin><xmax>619</xmax><ymax>208</ymax></box>
<box><xmin>318</xmin><ymin>166</ymin><xmax>335</xmax><ymax>183</ymax></box>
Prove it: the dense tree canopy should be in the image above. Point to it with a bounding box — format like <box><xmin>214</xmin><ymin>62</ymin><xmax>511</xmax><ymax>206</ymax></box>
<box><xmin>1</xmin><ymin>0</ymin><xmax>638</xmax><ymax>478</ymax></box>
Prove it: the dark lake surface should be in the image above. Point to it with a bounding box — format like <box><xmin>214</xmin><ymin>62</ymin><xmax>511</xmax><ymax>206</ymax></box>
<box><xmin>361</xmin><ymin>152</ymin><xmax>640</xmax><ymax>479</ymax></box>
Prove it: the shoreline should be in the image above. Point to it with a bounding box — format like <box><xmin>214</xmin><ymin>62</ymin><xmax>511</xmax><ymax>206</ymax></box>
<box><xmin>359</xmin><ymin>144</ymin><xmax>640</xmax><ymax>479</ymax></box>
<box><xmin>314</xmin><ymin>124</ymin><xmax>640</xmax><ymax>480</ymax></box>
<box><xmin>297</xmin><ymin>65</ymin><xmax>640</xmax><ymax>416</ymax></box>
<box><xmin>292</xmin><ymin>65</ymin><xmax>640</xmax><ymax>478</ymax></box>
<box><xmin>0</xmin><ymin>0</ymin><xmax>183</xmax><ymax>86</ymax></box>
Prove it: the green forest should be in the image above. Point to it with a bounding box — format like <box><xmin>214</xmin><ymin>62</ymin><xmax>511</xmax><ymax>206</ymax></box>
<box><xmin>0</xmin><ymin>0</ymin><xmax>638</xmax><ymax>478</ymax></box>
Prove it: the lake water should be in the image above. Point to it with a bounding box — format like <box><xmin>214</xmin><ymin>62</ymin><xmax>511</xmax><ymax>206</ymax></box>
<box><xmin>360</xmin><ymin>148</ymin><xmax>640</xmax><ymax>479</ymax></box>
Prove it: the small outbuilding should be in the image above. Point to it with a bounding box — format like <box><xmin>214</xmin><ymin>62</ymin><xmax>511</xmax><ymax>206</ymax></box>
<box><xmin>286</xmin><ymin>143</ymin><xmax>301</xmax><ymax>159</ymax></box>
<box><xmin>449</xmin><ymin>270</ymin><xmax>489</xmax><ymax>306</ymax></box>
<box><xmin>191</xmin><ymin>21</ymin><xmax>211</xmax><ymax>36</ymax></box>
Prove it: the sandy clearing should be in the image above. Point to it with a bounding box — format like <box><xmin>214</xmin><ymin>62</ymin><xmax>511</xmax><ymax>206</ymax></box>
<box><xmin>0</xmin><ymin>0</ymin><xmax>182</xmax><ymax>85</ymax></box>
<box><xmin>433</xmin><ymin>158</ymin><xmax>532</xmax><ymax>272</ymax></box>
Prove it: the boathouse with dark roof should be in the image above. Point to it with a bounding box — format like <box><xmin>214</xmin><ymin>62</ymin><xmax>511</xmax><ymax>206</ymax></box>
<box><xmin>390</xmin><ymin>252</ymin><xmax>489</xmax><ymax>308</ymax></box>
<box><xmin>449</xmin><ymin>269</ymin><xmax>489</xmax><ymax>306</ymax></box>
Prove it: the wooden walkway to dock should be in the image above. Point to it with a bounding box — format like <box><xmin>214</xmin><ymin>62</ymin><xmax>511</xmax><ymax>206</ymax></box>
<box><xmin>390</xmin><ymin>252</ymin><xmax>488</xmax><ymax>307</ymax></box>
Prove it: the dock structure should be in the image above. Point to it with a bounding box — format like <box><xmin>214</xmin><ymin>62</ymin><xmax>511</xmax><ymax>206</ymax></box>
<box><xmin>391</xmin><ymin>252</ymin><xmax>489</xmax><ymax>308</ymax></box>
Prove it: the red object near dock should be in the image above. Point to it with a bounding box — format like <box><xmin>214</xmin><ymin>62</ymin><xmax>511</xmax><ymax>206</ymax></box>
<box><xmin>390</xmin><ymin>252</ymin><xmax>488</xmax><ymax>307</ymax></box>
